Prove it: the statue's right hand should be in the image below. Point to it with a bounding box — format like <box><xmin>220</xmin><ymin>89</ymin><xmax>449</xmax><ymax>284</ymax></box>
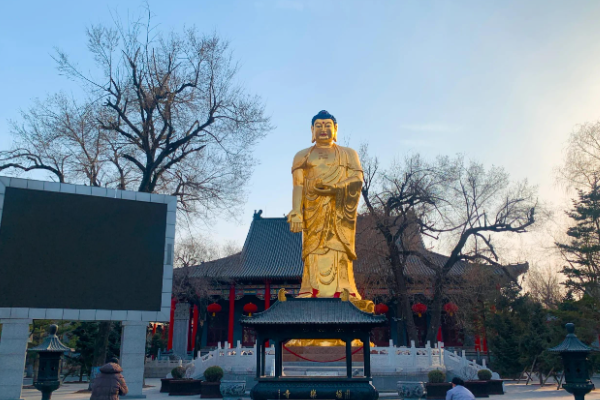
<box><xmin>287</xmin><ymin>211</ymin><xmax>303</xmax><ymax>233</ymax></box>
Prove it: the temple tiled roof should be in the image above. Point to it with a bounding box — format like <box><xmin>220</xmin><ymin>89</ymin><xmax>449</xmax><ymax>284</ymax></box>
<box><xmin>357</xmin><ymin>252</ymin><xmax>524</xmax><ymax>278</ymax></box>
<box><xmin>240</xmin><ymin>298</ymin><xmax>387</xmax><ymax>325</ymax></box>
<box><xmin>189</xmin><ymin>213</ymin><xmax>302</xmax><ymax>281</ymax></box>
<box><xmin>185</xmin><ymin>212</ymin><xmax>528</xmax><ymax>282</ymax></box>
<box><xmin>189</xmin><ymin>253</ymin><xmax>243</xmax><ymax>279</ymax></box>
<box><xmin>236</xmin><ymin>216</ymin><xmax>303</xmax><ymax>279</ymax></box>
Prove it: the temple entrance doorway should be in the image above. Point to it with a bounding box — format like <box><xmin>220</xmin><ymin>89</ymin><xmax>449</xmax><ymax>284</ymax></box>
<box><xmin>206</xmin><ymin>308</ymin><xmax>227</xmax><ymax>347</ymax></box>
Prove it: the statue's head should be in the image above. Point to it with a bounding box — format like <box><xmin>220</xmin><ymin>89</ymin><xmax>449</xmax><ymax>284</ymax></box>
<box><xmin>311</xmin><ymin>110</ymin><xmax>338</xmax><ymax>144</ymax></box>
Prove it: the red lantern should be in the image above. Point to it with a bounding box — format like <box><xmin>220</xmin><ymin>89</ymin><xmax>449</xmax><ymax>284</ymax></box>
<box><xmin>207</xmin><ymin>302</ymin><xmax>222</xmax><ymax>317</ymax></box>
<box><xmin>243</xmin><ymin>302</ymin><xmax>258</xmax><ymax>316</ymax></box>
<box><xmin>443</xmin><ymin>302</ymin><xmax>459</xmax><ymax>317</ymax></box>
<box><xmin>375</xmin><ymin>303</ymin><xmax>389</xmax><ymax>315</ymax></box>
<box><xmin>411</xmin><ymin>303</ymin><xmax>427</xmax><ymax>318</ymax></box>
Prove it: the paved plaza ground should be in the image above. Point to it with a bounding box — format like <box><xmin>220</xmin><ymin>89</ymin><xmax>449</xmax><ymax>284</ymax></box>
<box><xmin>20</xmin><ymin>378</ymin><xmax>600</xmax><ymax>400</ymax></box>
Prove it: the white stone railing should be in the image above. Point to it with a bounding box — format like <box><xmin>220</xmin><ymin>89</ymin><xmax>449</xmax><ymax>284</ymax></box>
<box><xmin>184</xmin><ymin>341</ymin><xmax>275</xmax><ymax>380</ymax></box>
<box><xmin>369</xmin><ymin>340</ymin><xmax>444</xmax><ymax>373</ymax></box>
<box><xmin>443</xmin><ymin>347</ymin><xmax>499</xmax><ymax>380</ymax></box>
<box><xmin>147</xmin><ymin>340</ymin><xmax>497</xmax><ymax>379</ymax></box>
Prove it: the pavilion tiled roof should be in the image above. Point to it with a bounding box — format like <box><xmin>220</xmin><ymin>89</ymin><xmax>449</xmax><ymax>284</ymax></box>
<box><xmin>240</xmin><ymin>298</ymin><xmax>387</xmax><ymax>325</ymax></box>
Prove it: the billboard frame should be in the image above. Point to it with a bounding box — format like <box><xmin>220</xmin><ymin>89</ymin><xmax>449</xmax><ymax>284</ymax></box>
<box><xmin>0</xmin><ymin>176</ymin><xmax>175</xmax><ymax>322</ymax></box>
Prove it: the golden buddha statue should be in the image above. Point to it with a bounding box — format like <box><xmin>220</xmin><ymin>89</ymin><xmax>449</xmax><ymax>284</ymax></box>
<box><xmin>287</xmin><ymin>110</ymin><xmax>373</xmax><ymax>314</ymax></box>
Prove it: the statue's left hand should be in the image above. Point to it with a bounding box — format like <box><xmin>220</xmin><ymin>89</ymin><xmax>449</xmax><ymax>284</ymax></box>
<box><xmin>314</xmin><ymin>180</ymin><xmax>337</xmax><ymax>196</ymax></box>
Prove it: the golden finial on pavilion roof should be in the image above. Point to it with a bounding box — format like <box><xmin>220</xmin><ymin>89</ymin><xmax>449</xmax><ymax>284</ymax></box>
<box><xmin>278</xmin><ymin>288</ymin><xmax>287</xmax><ymax>302</ymax></box>
<box><xmin>341</xmin><ymin>289</ymin><xmax>350</xmax><ymax>302</ymax></box>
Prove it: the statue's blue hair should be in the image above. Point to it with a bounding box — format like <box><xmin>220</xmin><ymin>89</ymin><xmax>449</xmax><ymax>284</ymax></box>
<box><xmin>311</xmin><ymin>110</ymin><xmax>337</xmax><ymax>126</ymax></box>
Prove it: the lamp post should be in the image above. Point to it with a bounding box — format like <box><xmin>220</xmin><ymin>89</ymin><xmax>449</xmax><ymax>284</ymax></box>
<box><xmin>548</xmin><ymin>323</ymin><xmax>598</xmax><ymax>400</ymax></box>
<box><xmin>29</xmin><ymin>324</ymin><xmax>74</xmax><ymax>400</ymax></box>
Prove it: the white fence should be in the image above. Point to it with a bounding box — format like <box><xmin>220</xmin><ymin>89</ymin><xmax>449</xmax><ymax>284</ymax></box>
<box><xmin>146</xmin><ymin>340</ymin><xmax>497</xmax><ymax>380</ymax></box>
<box><xmin>370</xmin><ymin>340</ymin><xmax>444</xmax><ymax>374</ymax></box>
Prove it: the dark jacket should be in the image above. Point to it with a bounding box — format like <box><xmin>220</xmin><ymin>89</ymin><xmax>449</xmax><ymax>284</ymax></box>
<box><xmin>90</xmin><ymin>363</ymin><xmax>129</xmax><ymax>400</ymax></box>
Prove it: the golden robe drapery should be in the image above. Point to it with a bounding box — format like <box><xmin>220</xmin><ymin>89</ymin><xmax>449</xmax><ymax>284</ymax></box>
<box><xmin>292</xmin><ymin>144</ymin><xmax>363</xmax><ymax>298</ymax></box>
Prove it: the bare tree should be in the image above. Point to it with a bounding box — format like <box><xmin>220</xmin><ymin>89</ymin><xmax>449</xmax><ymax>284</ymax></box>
<box><xmin>175</xmin><ymin>236</ymin><xmax>222</xmax><ymax>268</ymax></box>
<box><xmin>2</xmin><ymin>8</ymin><xmax>271</xmax><ymax>218</ymax></box>
<box><xmin>175</xmin><ymin>235</ymin><xmax>241</xmax><ymax>268</ymax></box>
<box><xmin>557</xmin><ymin>121</ymin><xmax>600</xmax><ymax>191</ymax></box>
<box><xmin>173</xmin><ymin>235</ymin><xmax>238</xmax><ymax>356</ymax></box>
<box><xmin>1</xmin><ymin>7</ymin><xmax>269</xmax><ymax>372</ymax></box>
<box><xmin>359</xmin><ymin>148</ymin><xmax>447</xmax><ymax>342</ymax></box>
<box><xmin>360</xmin><ymin>147</ymin><xmax>537</xmax><ymax>344</ymax></box>
<box><xmin>221</xmin><ymin>240</ymin><xmax>242</xmax><ymax>257</ymax></box>
<box><xmin>555</xmin><ymin>122</ymin><xmax>600</xmax><ymax>302</ymax></box>
<box><xmin>525</xmin><ymin>264</ymin><xmax>563</xmax><ymax>309</ymax></box>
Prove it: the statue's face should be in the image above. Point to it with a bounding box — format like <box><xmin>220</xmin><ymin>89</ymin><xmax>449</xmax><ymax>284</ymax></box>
<box><xmin>311</xmin><ymin>118</ymin><xmax>337</xmax><ymax>144</ymax></box>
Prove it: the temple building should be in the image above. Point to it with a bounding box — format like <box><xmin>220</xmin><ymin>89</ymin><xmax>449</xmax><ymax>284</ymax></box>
<box><xmin>169</xmin><ymin>211</ymin><xmax>528</xmax><ymax>353</ymax></box>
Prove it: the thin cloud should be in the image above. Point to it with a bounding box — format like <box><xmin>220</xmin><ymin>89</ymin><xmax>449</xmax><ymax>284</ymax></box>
<box><xmin>400</xmin><ymin>123</ymin><xmax>462</xmax><ymax>134</ymax></box>
<box><xmin>275</xmin><ymin>0</ymin><xmax>305</xmax><ymax>11</ymax></box>
<box><xmin>398</xmin><ymin>139</ymin><xmax>434</xmax><ymax>148</ymax></box>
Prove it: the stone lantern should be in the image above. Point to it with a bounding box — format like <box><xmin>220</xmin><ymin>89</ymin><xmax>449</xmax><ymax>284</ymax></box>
<box><xmin>548</xmin><ymin>323</ymin><xmax>598</xmax><ymax>400</ymax></box>
<box><xmin>29</xmin><ymin>325</ymin><xmax>73</xmax><ymax>400</ymax></box>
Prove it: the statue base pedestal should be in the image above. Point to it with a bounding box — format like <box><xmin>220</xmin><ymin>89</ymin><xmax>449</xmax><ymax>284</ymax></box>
<box><xmin>251</xmin><ymin>378</ymin><xmax>378</xmax><ymax>400</ymax></box>
<box><xmin>283</xmin><ymin>346</ymin><xmax>365</xmax><ymax>362</ymax></box>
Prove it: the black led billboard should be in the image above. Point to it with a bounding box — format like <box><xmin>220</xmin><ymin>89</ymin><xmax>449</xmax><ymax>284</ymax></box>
<box><xmin>0</xmin><ymin>187</ymin><xmax>167</xmax><ymax>311</ymax></box>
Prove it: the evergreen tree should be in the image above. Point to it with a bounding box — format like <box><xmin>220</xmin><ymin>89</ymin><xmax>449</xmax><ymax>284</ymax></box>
<box><xmin>487</xmin><ymin>313</ymin><xmax>522</xmax><ymax>377</ymax></box>
<box><xmin>69</xmin><ymin>322</ymin><xmax>121</xmax><ymax>382</ymax></box>
<box><xmin>557</xmin><ymin>184</ymin><xmax>600</xmax><ymax>302</ymax></box>
<box><xmin>551</xmin><ymin>296</ymin><xmax>600</xmax><ymax>373</ymax></box>
<box><xmin>486</xmin><ymin>283</ymin><xmax>560</xmax><ymax>379</ymax></box>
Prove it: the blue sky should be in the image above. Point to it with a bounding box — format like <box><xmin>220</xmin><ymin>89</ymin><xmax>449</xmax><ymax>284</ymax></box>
<box><xmin>2</xmin><ymin>1</ymin><xmax>600</xmax><ymax>251</ymax></box>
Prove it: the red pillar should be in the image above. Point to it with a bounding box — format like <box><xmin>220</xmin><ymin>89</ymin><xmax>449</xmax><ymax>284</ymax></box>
<box><xmin>187</xmin><ymin>305</ymin><xmax>193</xmax><ymax>352</ymax></box>
<box><xmin>474</xmin><ymin>334</ymin><xmax>481</xmax><ymax>352</ymax></box>
<box><xmin>192</xmin><ymin>305</ymin><xmax>199</xmax><ymax>353</ymax></box>
<box><xmin>264</xmin><ymin>280</ymin><xmax>271</xmax><ymax>348</ymax></box>
<box><xmin>228</xmin><ymin>284</ymin><xmax>235</xmax><ymax>348</ymax></box>
<box><xmin>151</xmin><ymin>323</ymin><xmax>157</xmax><ymax>336</ymax></box>
<box><xmin>168</xmin><ymin>297</ymin><xmax>176</xmax><ymax>351</ymax></box>
<box><xmin>265</xmin><ymin>280</ymin><xmax>271</xmax><ymax>309</ymax></box>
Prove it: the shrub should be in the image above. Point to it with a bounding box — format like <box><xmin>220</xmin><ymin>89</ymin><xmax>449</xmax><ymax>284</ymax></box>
<box><xmin>171</xmin><ymin>366</ymin><xmax>186</xmax><ymax>380</ymax></box>
<box><xmin>204</xmin><ymin>366</ymin><xmax>224</xmax><ymax>382</ymax></box>
<box><xmin>428</xmin><ymin>369</ymin><xmax>446</xmax><ymax>383</ymax></box>
<box><xmin>477</xmin><ymin>369</ymin><xmax>492</xmax><ymax>380</ymax></box>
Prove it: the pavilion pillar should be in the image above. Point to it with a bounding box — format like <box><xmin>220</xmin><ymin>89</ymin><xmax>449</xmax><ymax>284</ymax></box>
<box><xmin>346</xmin><ymin>338</ymin><xmax>352</xmax><ymax>378</ymax></box>
<box><xmin>228</xmin><ymin>284</ymin><xmax>235</xmax><ymax>348</ymax></box>
<box><xmin>363</xmin><ymin>333</ymin><xmax>371</xmax><ymax>379</ymax></box>
<box><xmin>274</xmin><ymin>340</ymin><xmax>282</xmax><ymax>377</ymax></box>
<box><xmin>255</xmin><ymin>333</ymin><xmax>262</xmax><ymax>378</ymax></box>
<box><xmin>167</xmin><ymin>297</ymin><xmax>176</xmax><ymax>351</ymax></box>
